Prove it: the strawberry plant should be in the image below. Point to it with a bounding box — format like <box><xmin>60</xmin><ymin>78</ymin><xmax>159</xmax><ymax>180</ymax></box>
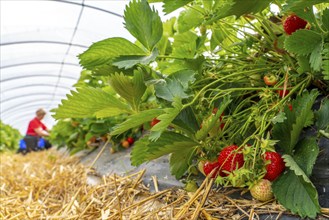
<box><xmin>51</xmin><ymin>0</ymin><xmax>329</xmax><ymax>218</ymax></box>
<box><xmin>0</xmin><ymin>120</ymin><xmax>22</xmax><ymax>152</ymax></box>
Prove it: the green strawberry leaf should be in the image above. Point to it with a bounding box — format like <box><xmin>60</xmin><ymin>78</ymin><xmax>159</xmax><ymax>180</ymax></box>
<box><xmin>131</xmin><ymin>131</ymin><xmax>198</xmax><ymax>178</ymax></box>
<box><xmin>211</xmin><ymin>23</ymin><xmax>236</xmax><ymax>49</ymax></box>
<box><xmin>172</xmin><ymin>31</ymin><xmax>198</xmax><ymax>59</ymax></box>
<box><xmin>177</xmin><ymin>6</ymin><xmax>204</xmax><ymax>33</ymax></box>
<box><xmin>322</xmin><ymin>43</ymin><xmax>329</xmax><ymax>80</ymax></box>
<box><xmin>284</xmin><ymin>30</ymin><xmax>323</xmax><ymax>56</ymax></box>
<box><xmin>282</xmin><ymin>0</ymin><xmax>327</xmax><ymax>14</ymax></box>
<box><xmin>151</xmin><ymin>98</ymin><xmax>183</xmax><ymax>132</ymax></box>
<box><xmin>124</xmin><ymin>0</ymin><xmax>163</xmax><ymax>51</ymax></box>
<box><xmin>130</xmin><ymin>136</ymin><xmax>150</xmax><ymax>166</ymax></box>
<box><xmin>154</xmin><ymin>70</ymin><xmax>195</xmax><ymax>101</ymax></box>
<box><xmin>272</xmin><ymin>170</ymin><xmax>320</xmax><ymax>219</ymax></box>
<box><xmin>91</xmin><ymin>64</ymin><xmax>134</xmax><ymax>76</ymax></box>
<box><xmin>296</xmin><ymin>55</ymin><xmax>311</xmax><ymax>74</ymax></box>
<box><xmin>111</xmin><ymin>109</ymin><xmax>164</xmax><ymax>135</ymax></box>
<box><xmin>154</xmin><ymin>78</ymin><xmax>190</xmax><ymax>101</ymax></box>
<box><xmin>162</xmin><ymin>0</ymin><xmax>193</xmax><ymax>14</ymax></box>
<box><xmin>172</xmin><ymin>106</ymin><xmax>200</xmax><ymax>135</ymax></box>
<box><xmin>282</xmin><ymin>154</ymin><xmax>312</xmax><ymax>183</ymax></box>
<box><xmin>112</xmin><ymin>48</ymin><xmax>159</xmax><ymax>69</ymax></box>
<box><xmin>315</xmin><ymin>98</ymin><xmax>329</xmax><ymax>130</ymax></box>
<box><xmin>293</xmin><ymin>138</ymin><xmax>319</xmax><ymax>177</ymax></box>
<box><xmin>309</xmin><ymin>42</ymin><xmax>323</xmax><ymax>71</ymax></box>
<box><xmin>272</xmin><ymin>90</ymin><xmax>318</xmax><ymax>154</ymax></box>
<box><xmin>109</xmin><ymin>70</ymin><xmax>146</xmax><ymax>110</ymax></box>
<box><xmin>322</xmin><ymin>8</ymin><xmax>329</xmax><ymax>31</ymax></box>
<box><xmin>214</xmin><ymin>0</ymin><xmax>271</xmax><ymax>20</ymax></box>
<box><xmin>170</xmin><ymin>147</ymin><xmax>195</xmax><ymax>179</ymax></box>
<box><xmin>170</xmin><ymin>69</ymin><xmax>196</xmax><ymax>89</ymax></box>
<box><xmin>52</xmin><ymin>87</ymin><xmax>131</xmax><ymax>119</ymax></box>
<box><xmin>158</xmin><ymin>57</ymin><xmax>204</xmax><ymax>75</ymax></box>
<box><xmin>78</xmin><ymin>37</ymin><xmax>147</xmax><ymax>70</ymax></box>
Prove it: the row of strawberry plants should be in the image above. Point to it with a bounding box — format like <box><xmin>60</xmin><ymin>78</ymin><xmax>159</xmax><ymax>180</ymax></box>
<box><xmin>51</xmin><ymin>0</ymin><xmax>329</xmax><ymax>218</ymax></box>
<box><xmin>0</xmin><ymin>120</ymin><xmax>22</xmax><ymax>152</ymax></box>
<box><xmin>48</xmin><ymin>70</ymin><xmax>142</xmax><ymax>153</ymax></box>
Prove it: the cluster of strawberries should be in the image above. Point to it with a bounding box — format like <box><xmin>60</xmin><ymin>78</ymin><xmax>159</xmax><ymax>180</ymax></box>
<box><xmin>200</xmin><ymin>145</ymin><xmax>285</xmax><ymax>201</ymax></box>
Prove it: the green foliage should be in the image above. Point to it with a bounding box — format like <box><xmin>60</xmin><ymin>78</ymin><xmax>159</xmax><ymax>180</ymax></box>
<box><xmin>170</xmin><ymin>147</ymin><xmax>195</xmax><ymax>179</ymax></box>
<box><xmin>131</xmin><ymin>131</ymin><xmax>198</xmax><ymax>178</ymax></box>
<box><xmin>284</xmin><ymin>30</ymin><xmax>323</xmax><ymax>56</ymax></box>
<box><xmin>162</xmin><ymin>0</ymin><xmax>193</xmax><ymax>14</ymax></box>
<box><xmin>272</xmin><ymin>93</ymin><xmax>321</xmax><ymax>218</ymax></box>
<box><xmin>78</xmin><ymin>37</ymin><xmax>147</xmax><ymax>70</ymax></box>
<box><xmin>177</xmin><ymin>6</ymin><xmax>204</xmax><ymax>33</ymax></box>
<box><xmin>172</xmin><ymin>31</ymin><xmax>198</xmax><ymax>58</ymax></box>
<box><xmin>154</xmin><ymin>70</ymin><xmax>196</xmax><ymax>101</ymax></box>
<box><xmin>315</xmin><ymin>98</ymin><xmax>329</xmax><ymax>130</ymax></box>
<box><xmin>112</xmin><ymin>48</ymin><xmax>159</xmax><ymax>69</ymax></box>
<box><xmin>0</xmin><ymin>121</ymin><xmax>22</xmax><ymax>152</ymax></box>
<box><xmin>172</xmin><ymin>107</ymin><xmax>200</xmax><ymax>135</ymax></box>
<box><xmin>322</xmin><ymin>43</ymin><xmax>329</xmax><ymax>80</ymax></box>
<box><xmin>151</xmin><ymin>98</ymin><xmax>183</xmax><ymax>133</ymax></box>
<box><xmin>49</xmin><ymin>117</ymin><xmax>127</xmax><ymax>154</ymax></box>
<box><xmin>293</xmin><ymin>138</ymin><xmax>319</xmax><ymax>177</ymax></box>
<box><xmin>214</xmin><ymin>0</ymin><xmax>272</xmax><ymax>20</ymax></box>
<box><xmin>322</xmin><ymin>8</ymin><xmax>329</xmax><ymax>31</ymax></box>
<box><xmin>124</xmin><ymin>0</ymin><xmax>163</xmax><ymax>51</ymax></box>
<box><xmin>272</xmin><ymin>90</ymin><xmax>318</xmax><ymax>154</ymax></box>
<box><xmin>309</xmin><ymin>42</ymin><xmax>323</xmax><ymax>71</ymax></box>
<box><xmin>282</xmin><ymin>0</ymin><xmax>327</xmax><ymax>14</ymax></box>
<box><xmin>283</xmin><ymin>154</ymin><xmax>313</xmax><ymax>183</ymax></box>
<box><xmin>272</xmin><ymin>170</ymin><xmax>320</xmax><ymax>219</ymax></box>
<box><xmin>52</xmin><ymin>87</ymin><xmax>131</xmax><ymax>119</ymax></box>
<box><xmin>195</xmin><ymin>96</ymin><xmax>232</xmax><ymax>141</ymax></box>
<box><xmin>109</xmin><ymin>71</ymin><xmax>147</xmax><ymax>110</ymax></box>
<box><xmin>111</xmin><ymin>109</ymin><xmax>164</xmax><ymax>135</ymax></box>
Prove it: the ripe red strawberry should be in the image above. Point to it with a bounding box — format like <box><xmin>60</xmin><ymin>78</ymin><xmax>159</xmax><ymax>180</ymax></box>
<box><xmin>217</xmin><ymin>145</ymin><xmax>244</xmax><ymax>176</ymax></box>
<box><xmin>283</xmin><ymin>14</ymin><xmax>307</xmax><ymax>35</ymax></box>
<box><xmin>203</xmin><ymin>161</ymin><xmax>220</xmax><ymax>178</ymax></box>
<box><xmin>126</xmin><ymin>137</ymin><xmax>134</xmax><ymax>145</ymax></box>
<box><xmin>263</xmin><ymin>152</ymin><xmax>285</xmax><ymax>181</ymax></box>
<box><xmin>277</xmin><ymin>86</ymin><xmax>290</xmax><ymax>98</ymax></box>
<box><xmin>150</xmin><ymin>117</ymin><xmax>160</xmax><ymax>127</ymax></box>
<box><xmin>250</xmin><ymin>179</ymin><xmax>274</xmax><ymax>202</ymax></box>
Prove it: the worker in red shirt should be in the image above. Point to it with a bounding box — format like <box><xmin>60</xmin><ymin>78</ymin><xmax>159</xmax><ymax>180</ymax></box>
<box><xmin>24</xmin><ymin>108</ymin><xmax>52</xmax><ymax>152</ymax></box>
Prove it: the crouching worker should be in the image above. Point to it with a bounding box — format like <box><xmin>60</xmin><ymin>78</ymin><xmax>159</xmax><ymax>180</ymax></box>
<box><xmin>23</xmin><ymin>108</ymin><xmax>52</xmax><ymax>152</ymax></box>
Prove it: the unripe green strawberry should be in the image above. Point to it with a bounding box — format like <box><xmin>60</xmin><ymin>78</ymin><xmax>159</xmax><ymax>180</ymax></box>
<box><xmin>185</xmin><ymin>180</ymin><xmax>199</xmax><ymax>192</ymax></box>
<box><xmin>250</xmin><ymin>179</ymin><xmax>274</xmax><ymax>202</ymax></box>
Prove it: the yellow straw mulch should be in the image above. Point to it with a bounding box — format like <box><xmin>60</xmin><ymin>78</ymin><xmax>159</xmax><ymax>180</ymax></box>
<box><xmin>1</xmin><ymin>149</ymin><xmax>328</xmax><ymax>220</ymax></box>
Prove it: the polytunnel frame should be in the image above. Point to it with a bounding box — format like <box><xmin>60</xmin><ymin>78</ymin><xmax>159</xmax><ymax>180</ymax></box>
<box><xmin>2</xmin><ymin>99</ymin><xmax>65</xmax><ymax>115</ymax></box>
